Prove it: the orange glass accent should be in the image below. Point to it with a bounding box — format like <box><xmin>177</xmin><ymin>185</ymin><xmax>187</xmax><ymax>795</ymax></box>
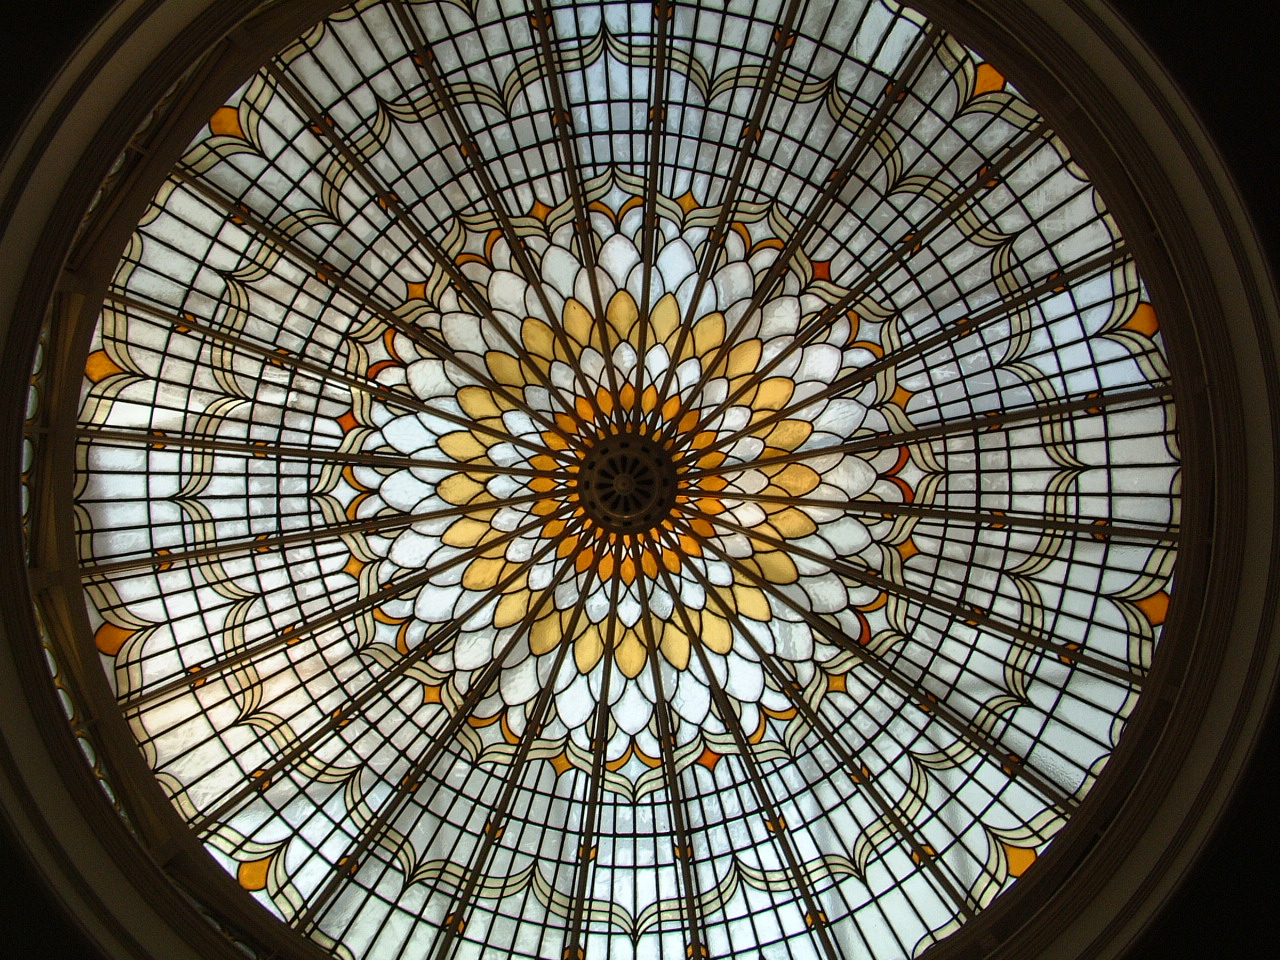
<box><xmin>84</xmin><ymin>349</ymin><xmax>125</xmax><ymax>383</ymax></box>
<box><xmin>237</xmin><ymin>856</ymin><xmax>272</xmax><ymax>891</ymax></box>
<box><xmin>94</xmin><ymin>622</ymin><xmax>135</xmax><ymax>657</ymax></box>
<box><xmin>209</xmin><ymin>105</ymin><xmax>245</xmax><ymax>138</ymax></box>
<box><xmin>974</xmin><ymin>63</ymin><xmax>1006</xmax><ymax>96</ymax></box>
<box><xmin>1134</xmin><ymin>590</ymin><xmax>1170</xmax><ymax>626</ymax></box>
<box><xmin>1004</xmin><ymin>843</ymin><xmax>1038</xmax><ymax>878</ymax></box>
<box><xmin>1123</xmin><ymin>302</ymin><xmax>1160</xmax><ymax>336</ymax></box>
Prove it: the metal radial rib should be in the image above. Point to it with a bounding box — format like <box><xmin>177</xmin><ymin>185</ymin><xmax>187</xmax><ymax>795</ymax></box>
<box><xmin>381</xmin><ymin>0</ymin><xmax>614</xmax><ymax>423</ymax></box>
<box><xmin>674</xmin><ymin>119</ymin><xmax>1054</xmax><ymax>442</ymax></box>
<box><xmin>101</xmin><ymin>291</ymin><xmax>577</xmax><ymax>465</ymax></box>
<box><xmin>187</xmin><ymin>536</ymin><xmax>572</xmax><ymax>836</ymax></box>
<box><xmin>80</xmin><ymin>493</ymin><xmax>551</xmax><ymax>579</ymax></box>
<box><xmin>559</xmin><ymin>545</ymin><xmax>624</xmax><ymax>960</ymax></box>
<box><xmin>704</xmin><ymin>491</ymin><xmax>1179</xmax><ymax>545</ymax></box>
<box><xmin>668</xmin><ymin>22</ymin><xmax>948</xmax><ymax>427</ymax></box>
<box><xmin>166</xmin><ymin>165</ymin><xmax>582</xmax><ymax>449</ymax></box>
<box><xmin>523</xmin><ymin>0</ymin><xmax>625</xmax><ymax>414</ymax></box>
<box><xmin>653</xmin><ymin>560</ymin><xmax>845</xmax><ymax>960</ymax></box>
<box><xmin>683</xmin><ymin>243</ymin><xmax>1135</xmax><ymax>464</ymax></box>
<box><xmin>680</xmin><ymin>507</ymin><xmax>1088</xmax><ymax>811</ymax></box>
<box><xmin>76</xmin><ymin>424</ymin><xmax>563</xmax><ymax>479</ymax></box>
<box><xmin>682</xmin><ymin>497</ymin><xmax>1138</xmax><ymax>692</ymax></box>
<box><xmin>630</xmin><ymin>0</ymin><xmax>677</xmax><ymax>432</ymax></box>
<box><xmin>684</xmin><ymin>383</ymin><xmax>1173</xmax><ymax>484</ymax></box>
<box><xmin>291</xmin><ymin>545</ymin><xmax>605</xmax><ymax>936</ymax></box>
<box><xmin>669</xmin><ymin>530</ymin><xmax>979</xmax><ymax>917</ymax></box>
<box><xmin>419</xmin><ymin>601</ymin><xmax>579</xmax><ymax>960</ymax></box>
<box><xmin>634</xmin><ymin>559</ymin><xmax>710</xmax><ymax>960</ymax></box>
<box><xmin>252</xmin><ymin>61</ymin><xmax>600</xmax><ymax>434</ymax></box>
<box><xmin>117</xmin><ymin>503</ymin><xmax>573</xmax><ymax>714</ymax></box>
<box><xmin>650</xmin><ymin>0</ymin><xmax>809</xmax><ymax>409</ymax></box>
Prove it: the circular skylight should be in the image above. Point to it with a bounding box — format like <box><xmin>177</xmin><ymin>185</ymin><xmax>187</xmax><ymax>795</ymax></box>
<box><xmin>71</xmin><ymin>0</ymin><xmax>1179</xmax><ymax>957</ymax></box>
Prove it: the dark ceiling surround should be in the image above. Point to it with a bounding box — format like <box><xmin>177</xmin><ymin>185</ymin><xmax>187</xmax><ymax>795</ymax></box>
<box><xmin>1</xmin><ymin>3</ymin><xmax>1276</xmax><ymax>960</ymax></box>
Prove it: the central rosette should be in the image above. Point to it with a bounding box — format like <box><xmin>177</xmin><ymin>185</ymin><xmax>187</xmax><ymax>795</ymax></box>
<box><xmin>352</xmin><ymin>190</ymin><xmax>895</xmax><ymax>760</ymax></box>
<box><xmin>578</xmin><ymin>433</ymin><xmax>678</xmax><ymax>534</ymax></box>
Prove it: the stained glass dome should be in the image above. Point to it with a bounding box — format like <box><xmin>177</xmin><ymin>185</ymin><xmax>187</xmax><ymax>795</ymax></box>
<box><xmin>11</xmin><ymin>0</ymin><xmax>1207</xmax><ymax>958</ymax></box>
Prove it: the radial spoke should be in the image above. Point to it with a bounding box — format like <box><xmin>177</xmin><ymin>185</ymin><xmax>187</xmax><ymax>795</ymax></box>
<box><xmin>684</xmin><ymin>244</ymin><xmax>1133</xmax><ymax>462</ymax></box>
<box><xmin>169</xmin><ymin>165</ymin><xmax>580</xmax><ymax>447</ymax></box>
<box><xmin>379</xmin><ymin>3</ymin><xmax>612</xmax><ymax>419</ymax></box>
<box><xmin>81</xmin><ymin>492</ymin><xmax>550</xmax><ymax>579</ymax></box>
<box><xmin>669</xmin><ymin>23</ymin><xmax>947</xmax><ymax>426</ymax></box>
<box><xmin>654</xmin><ymin>561</ymin><xmax>843</xmax><ymax>960</ymax></box>
<box><xmin>632</xmin><ymin>1</ymin><xmax>677</xmax><ymax>432</ymax></box>
<box><xmin>561</xmin><ymin>543</ymin><xmax>623</xmax><ymax>960</ymax></box>
<box><xmin>103</xmin><ymin>291</ymin><xmax>577</xmax><ymax>465</ymax></box>
<box><xmin>296</xmin><ymin>548</ymin><xmax>608</xmax><ymax>939</ymax></box>
<box><xmin>684</xmin><ymin>383</ymin><xmax>1173</xmax><ymax>481</ymax></box>
<box><xmin>676</xmin><ymin>548</ymin><xmax>978</xmax><ymax>916</ymax></box>
<box><xmin>652</xmin><ymin>0</ymin><xmax>808</xmax><ymax>406</ymax></box>
<box><xmin>78</xmin><ymin>424</ymin><xmax>561</xmax><ymax>479</ymax></box>
<box><xmin>678</xmin><ymin>498</ymin><xmax>1140</xmax><ymax>687</ymax></box>
<box><xmin>524</xmin><ymin>0</ymin><xmax>624</xmax><ymax>414</ymax></box>
<box><xmin>189</xmin><ymin>537</ymin><xmax>571</xmax><ymax>835</ymax></box>
<box><xmin>635</xmin><ymin>559</ymin><xmax>710</xmax><ymax>960</ymax></box>
<box><xmin>260</xmin><ymin>59</ymin><xmax>598</xmax><ymax>431</ymax></box>
<box><xmin>119</xmin><ymin>503</ymin><xmax>572</xmax><ymax>713</ymax></box>
<box><xmin>674</xmin><ymin>120</ymin><xmax>1053</xmax><ymax>440</ymax></box>
<box><xmin>706</xmin><ymin>490</ymin><xmax>1178</xmax><ymax>545</ymax></box>
<box><xmin>677</xmin><ymin>512</ymin><xmax>1084</xmax><ymax>812</ymax></box>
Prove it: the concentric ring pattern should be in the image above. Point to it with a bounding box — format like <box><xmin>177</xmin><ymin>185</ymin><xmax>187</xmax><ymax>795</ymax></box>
<box><xmin>72</xmin><ymin>0</ymin><xmax>1180</xmax><ymax>958</ymax></box>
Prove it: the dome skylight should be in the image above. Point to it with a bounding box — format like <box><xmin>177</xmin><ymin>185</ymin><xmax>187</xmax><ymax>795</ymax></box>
<box><xmin>70</xmin><ymin>1</ymin><xmax>1179</xmax><ymax>957</ymax></box>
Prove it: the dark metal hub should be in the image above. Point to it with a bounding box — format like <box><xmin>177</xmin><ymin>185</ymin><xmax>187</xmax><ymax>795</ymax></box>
<box><xmin>579</xmin><ymin>433</ymin><xmax>678</xmax><ymax>535</ymax></box>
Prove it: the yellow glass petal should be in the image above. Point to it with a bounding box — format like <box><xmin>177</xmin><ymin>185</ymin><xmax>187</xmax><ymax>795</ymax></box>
<box><xmin>439</xmin><ymin>431</ymin><xmax>488</xmax><ymax>462</ymax></box>
<box><xmin>771</xmin><ymin>507</ymin><xmax>818</xmax><ymax>539</ymax></box>
<box><xmin>443</xmin><ymin>517</ymin><xmax>490</xmax><ymax>548</ymax></box>
<box><xmin>703</xmin><ymin>611</ymin><xmax>734</xmax><ymax>655</ymax></box>
<box><xmin>564</xmin><ymin>298</ymin><xmax>595</xmax><ymax>347</ymax></box>
<box><xmin>438</xmin><ymin>472</ymin><xmax>487</xmax><ymax>505</ymax></box>
<box><xmin>649</xmin><ymin>293</ymin><xmax>680</xmax><ymax>343</ymax></box>
<box><xmin>659</xmin><ymin>621</ymin><xmax>690</xmax><ymax>670</ymax></box>
<box><xmin>494</xmin><ymin>590</ymin><xmax>530</xmax><ymax>628</ymax></box>
<box><xmin>615</xmin><ymin>629</ymin><xmax>647</xmax><ymax>678</ymax></box>
<box><xmin>762</xmin><ymin>419</ymin><xmax>813</xmax><ymax>451</ymax></box>
<box><xmin>575</xmin><ymin>624</ymin><xmax>604</xmax><ymax>673</ymax></box>
<box><xmin>692</xmin><ymin>312</ymin><xmax>726</xmax><ymax>359</ymax></box>
<box><xmin>522</xmin><ymin>317</ymin><xmax>557</xmax><ymax>360</ymax></box>
<box><xmin>457</xmin><ymin>385</ymin><xmax>506</xmax><ymax>419</ymax></box>
<box><xmin>606</xmin><ymin>289</ymin><xmax>639</xmax><ymax>341</ymax></box>
<box><xmin>755</xmin><ymin>549</ymin><xmax>799</xmax><ymax>585</ymax></box>
<box><xmin>724</xmin><ymin>339</ymin><xmax>762</xmax><ymax>378</ymax></box>
<box><xmin>734</xmin><ymin>584</ymin><xmax>772</xmax><ymax>621</ymax></box>
<box><xmin>752</xmin><ymin>377</ymin><xmax>795</xmax><ymax>410</ymax></box>
<box><xmin>485</xmin><ymin>351</ymin><xmax>526</xmax><ymax>387</ymax></box>
<box><xmin>462</xmin><ymin>556</ymin><xmax>507</xmax><ymax>591</ymax></box>
<box><xmin>530</xmin><ymin>613</ymin><xmax>562</xmax><ymax>655</ymax></box>
<box><xmin>773</xmin><ymin>462</ymin><xmax>821</xmax><ymax>496</ymax></box>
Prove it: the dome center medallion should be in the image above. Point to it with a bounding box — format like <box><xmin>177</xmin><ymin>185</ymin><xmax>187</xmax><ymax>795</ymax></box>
<box><xmin>578</xmin><ymin>433</ymin><xmax>678</xmax><ymax>535</ymax></box>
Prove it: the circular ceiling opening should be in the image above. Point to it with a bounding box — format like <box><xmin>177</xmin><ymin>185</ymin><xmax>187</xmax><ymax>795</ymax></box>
<box><xmin>18</xmin><ymin>1</ymin><xmax>1270</xmax><ymax>960</ymax></box>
